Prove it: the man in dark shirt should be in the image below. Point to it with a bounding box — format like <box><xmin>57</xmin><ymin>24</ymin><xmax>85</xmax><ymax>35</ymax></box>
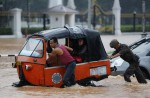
<box><xmin>77</xmin><ymin>38</ymin><xmax>87</xmax><ymax>62</ymax></box>
<box><xmin>109</xmin><ymin>39</ymin><xmax>147</xmax><ymax>83</ymax></box>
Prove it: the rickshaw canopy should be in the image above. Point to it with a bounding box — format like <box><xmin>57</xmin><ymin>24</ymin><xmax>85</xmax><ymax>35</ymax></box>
<box><xmin>31</xmin><ymin>26</ymin><xmax>107</xmax><ymax>61</ymax></box>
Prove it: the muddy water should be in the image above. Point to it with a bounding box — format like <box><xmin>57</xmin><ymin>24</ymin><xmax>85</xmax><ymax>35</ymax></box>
<box><xmin>0</xmin><ymin>38</ymin><xmax>150</xmax><ymax>98</ymax></box>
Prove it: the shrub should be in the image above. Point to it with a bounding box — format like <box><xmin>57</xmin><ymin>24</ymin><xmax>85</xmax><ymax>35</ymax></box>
<box><xmin>98</xmin><ymin>25</ymin><xmax>113</xmax><ymax>34</ymax></box>
<box><xmin>0</xmin><ymin>28</ymin><xmax>13</xmax><ymax>35</ymax></box>
<box><xmin>121</xmin><ymin>25</ymin><xmax>150</xmax><ymax>32</ymax></box>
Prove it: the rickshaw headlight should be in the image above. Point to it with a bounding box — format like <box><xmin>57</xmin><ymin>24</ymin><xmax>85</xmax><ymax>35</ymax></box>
<box><xmin>25</xmin><ymin>65</ymin><xmax>33</xmax><ymax>71</ymax></box>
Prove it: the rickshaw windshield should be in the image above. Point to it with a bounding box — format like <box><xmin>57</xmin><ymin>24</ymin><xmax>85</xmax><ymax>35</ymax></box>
<box><xmin>19</xmin><ymin>38</ymin><xmax>43</xmax><ymax>57</ymax></box>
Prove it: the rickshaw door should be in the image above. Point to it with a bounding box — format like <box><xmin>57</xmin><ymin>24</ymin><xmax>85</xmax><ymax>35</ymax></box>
<box><xmin>18</xmin><ymin>38</ymin><xmax>46</xmax><ymax>86</ymax></box>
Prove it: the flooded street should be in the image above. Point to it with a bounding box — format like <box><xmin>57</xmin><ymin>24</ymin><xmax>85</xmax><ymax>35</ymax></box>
<box><xmin>0</xmin><ymin>37</ymin><xmax>150</xmax><ymax>98</ymax></box>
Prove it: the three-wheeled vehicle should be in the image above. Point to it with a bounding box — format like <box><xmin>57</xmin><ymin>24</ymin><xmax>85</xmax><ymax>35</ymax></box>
<box><xmin>13</xmin><ymin>26</ymin><xmax>110</xmax><ymax>87</ymax></box>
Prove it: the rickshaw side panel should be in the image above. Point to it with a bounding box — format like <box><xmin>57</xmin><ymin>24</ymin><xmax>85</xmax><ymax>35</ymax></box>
<box><xmin>22</xmin><ymin>63</ymin><xmax>45</xmax><ymax>86</ymax></box>
<box><xmin>75</xmin><ymin>60</ymin><xmax>110</xmax><ymax>81</ymax></box>
<box><xmin>75</xmin><ymin>63</ymin><xmax>90</xmax><ymax>80</ymax></box>
<box><xmin>44</xmin><ymin>67</ymin><xmax>66</xmax><ymax>87</ymax></box>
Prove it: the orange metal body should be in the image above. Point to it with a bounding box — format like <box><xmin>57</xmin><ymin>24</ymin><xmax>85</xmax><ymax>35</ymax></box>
<box><xmin>16</xmin><ymin>36</ymin><xmax>111</xmax><ymax>87</ymax></box>
<box><xmin>17</xmin><ymin>59</ymin><xmax>110</xmax><ymax>87</ymax></box>
<box><xmin>16</xmin><ymin>47</ymin><xmax>110</xmax><ymax>87</ymax></box>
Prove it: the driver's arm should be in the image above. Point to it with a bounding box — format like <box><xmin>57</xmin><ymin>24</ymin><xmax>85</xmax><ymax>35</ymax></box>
<box><xmin>47</xmin><ymin>48</ymin><xmax>62</xmax><ymax>67</ymax></box>
<box><xmin>48</xmin><ymin>48</ymin><xmax>63</xmax><ymax>57</ymax></box>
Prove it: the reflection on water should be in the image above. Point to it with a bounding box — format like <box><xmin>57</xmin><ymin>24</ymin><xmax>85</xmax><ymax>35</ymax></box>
<box><xmin>0</xmin><ymin>38</ymin><xmax>150</xmax><ymax>98</ymax></box>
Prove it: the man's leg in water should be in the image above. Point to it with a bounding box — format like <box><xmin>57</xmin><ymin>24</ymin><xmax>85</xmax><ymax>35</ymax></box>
<box><xmin>124</xmin><ymin>65</ymin><xmax>135</xmax><ymax>82</ymax></box>
<box><xmin>12</xmin><ymin>66</ymin><xmax>28</xmax><ymax>87</ymax></box>
<box><xmin>63</xmin><ymin>61</ymin><xmax>76</xmax><ymax>87</ymax></box>
<box><xmin>134</xmin><ymin>65</ymin><xmax>147</xmax><ymax>83</ymax></box>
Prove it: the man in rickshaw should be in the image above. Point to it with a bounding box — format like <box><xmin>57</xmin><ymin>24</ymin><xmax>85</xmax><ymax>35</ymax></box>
<box><xmin>76</xmin><ymin>38</ymin><xmax>87</xmax><ymax>62</ymax></box>
<box><xmin>48</xmin><ymin>37</ymin><xmax>76</xmax><ymax>87</ymax></box>
<box><xmin>69</xmin><ymin>38</ymin><xmax>87</xmax><ymax>63</ymax></box>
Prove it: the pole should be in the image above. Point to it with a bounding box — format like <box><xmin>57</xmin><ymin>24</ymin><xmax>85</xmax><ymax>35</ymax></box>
<box><xmin>27</xmin><ymin>0</ymin><xmax>30</xmax><ymax>31</ymax></box>
<box><xmin>43</xmin><ymin>14</ymin><xmax>46</xmax><ymax>30</ymax></box>
<box><xmin>112</xmin><ymin>0</ymin><xmax>122</xmax><ymax>35</ymax></box>
<box><xmin>88</xmin><ymin>0</ymin><xmax>92</xmax><ymax>29</ymax></box>
<box><xmin>141</xmin><ymin>0</ymin><xmax>147</xmax><ymax>38</ymax></box>
<box><xmin>92</xmin><ymin>5</ymin><xmax>96</xmax><ymax>29</ymax></box>
<box><xmin>0</xmin><ymin>2</ymin><xmax>2</xmax><ymax>27</ymax></box>
<box><xmin>142</xmin><ymin>0</ymin><xmax>145</xmax><ymax>33</ymax></box>
<box><xmin>133</xmin><ymin>11</ymin><xmax>136</xmax><ymax>32</ymax></box>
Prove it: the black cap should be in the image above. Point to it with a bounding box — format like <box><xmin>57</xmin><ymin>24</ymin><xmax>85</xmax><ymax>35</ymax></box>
<box><xmin>110</xmin><ymin>39</ymin><xmax>119</xmax><ymax>48</ymax></box>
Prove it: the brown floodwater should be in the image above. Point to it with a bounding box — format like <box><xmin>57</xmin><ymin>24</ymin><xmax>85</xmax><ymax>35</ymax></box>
<box><xmin>0</xmin><ymin>38</ymin><xmax>150</xmax><ymax>98</ymax></box>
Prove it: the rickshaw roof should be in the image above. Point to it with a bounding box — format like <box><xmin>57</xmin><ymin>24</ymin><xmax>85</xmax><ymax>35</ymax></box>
<box><xmin>31</xmin><ymin>26</ymin><xmax>107</xmax><ymax>61</ymax></box>
<box><xmin>32</xmin><ymin>26</ymin><xmax>86</xmax><ymax>40</ymax></box>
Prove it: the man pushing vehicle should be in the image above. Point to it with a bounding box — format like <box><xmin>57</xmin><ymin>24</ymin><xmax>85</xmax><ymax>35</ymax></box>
<box><xmin>109</xmin><ymin>39</ymin><xmax>147</xmax><ymax>84</ymax></box>
<box><xmin>49</xmin><ymin>37</ymin><xmax>76</xmax><ymax>87</ymax></box>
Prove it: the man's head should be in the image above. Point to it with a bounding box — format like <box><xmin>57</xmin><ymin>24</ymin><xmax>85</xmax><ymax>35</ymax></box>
<box><xmin>50</xmin><ymin>37</ymin><xmax>58</xmax><ymax>48</ymax></box>
<box><xmin>110</xmin><ymin>39</ymin><xmax>119</xmax><ymax>49</ymax></box>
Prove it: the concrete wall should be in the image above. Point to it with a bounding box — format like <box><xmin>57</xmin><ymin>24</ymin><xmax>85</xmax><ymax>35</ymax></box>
<box><xmin>50</xmin><ymin>14</ymin><xmax>65</xmax><ymax>28</ymax></box>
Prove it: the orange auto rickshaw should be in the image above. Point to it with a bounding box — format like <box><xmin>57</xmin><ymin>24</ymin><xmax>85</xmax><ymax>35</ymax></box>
<box><xmin>12</xmin><ymin>26</ymin><xmax>111</xmax><ymax>88</ymax></box>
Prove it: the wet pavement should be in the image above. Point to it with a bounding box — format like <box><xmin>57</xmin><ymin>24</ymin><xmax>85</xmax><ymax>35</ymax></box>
<box><xmin>0</xmin><ymin>35</ymin><xmax>150</xmax><ymax>98</ymax></box>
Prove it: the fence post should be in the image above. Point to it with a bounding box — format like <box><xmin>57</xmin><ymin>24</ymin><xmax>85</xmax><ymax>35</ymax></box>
<box><xmin>112</xmin><ymin>0</ymin><xmax>122</xmax><ymax>35</ymax></box>
<box><xmin>10</xmin><ymin>8</ymin><xmax>23</xmax><ymax>38</ymax></box>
